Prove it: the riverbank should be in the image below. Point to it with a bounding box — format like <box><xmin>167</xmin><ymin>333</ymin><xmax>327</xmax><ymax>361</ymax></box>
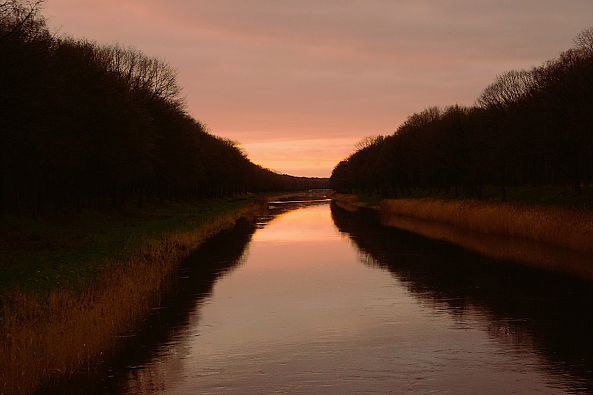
<box><xmin>333</xmin><ymin>194</ymin><xmax>593</xmax><ymax>279</ymax></box>
<box><xmin>0</xmin><ymin>197</ymin><xmax>264</xmax><ymax>395</ymax></box>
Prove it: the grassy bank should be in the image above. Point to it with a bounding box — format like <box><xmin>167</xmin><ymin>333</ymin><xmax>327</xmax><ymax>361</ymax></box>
<box><xmin>333</xmin><ymin>193</ymin><xmax>593</xmax><ymax>278</ymax></box>
<box><xmin>334</xmin><ymin>192</ymin><xmax>593</xmax><ymax>252</ymax></box>
<box><xmin>380</xmin><ymin>198</ymin><xmax>593</xmax><ymax>253</ymax></box>
<box><xmin>0</xmin><ymin>198</ymin><xmax>262</xmax><ymax>395</ymax></box>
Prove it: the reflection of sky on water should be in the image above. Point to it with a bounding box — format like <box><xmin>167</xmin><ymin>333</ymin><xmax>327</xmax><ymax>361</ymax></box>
<box><xmin>115</xmin><ymin>203</ymin><xmax>592</xmax><ymax>394</ymax></box>
<box><xmin>254</xmin><ymin>203</ymin><xmax>339</xmax><ymax>243</ymax></box>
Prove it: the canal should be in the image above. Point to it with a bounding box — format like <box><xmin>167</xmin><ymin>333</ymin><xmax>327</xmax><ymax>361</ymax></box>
<box><xmin>51</xmin><ymin>200</ymin><xmax>593</xmax><ymax>394</ymax></box>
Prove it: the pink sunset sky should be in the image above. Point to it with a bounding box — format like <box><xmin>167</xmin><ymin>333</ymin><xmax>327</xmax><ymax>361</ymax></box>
<box><xmin>44</xmin><ymin>1</ymin><xmax>593</xmax><ymax>177</ymax></box>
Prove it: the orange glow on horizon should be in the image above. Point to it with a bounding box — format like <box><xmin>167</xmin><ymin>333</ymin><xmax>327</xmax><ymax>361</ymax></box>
<box><xmin>240</xmin><ymin>137</ymin><xmax>358</xmax><ymax>177</ymax></box>
<box><xmin>42</xmin><ymin>1</ymin><xmax>593</xmax><ymax>177</ymax></box>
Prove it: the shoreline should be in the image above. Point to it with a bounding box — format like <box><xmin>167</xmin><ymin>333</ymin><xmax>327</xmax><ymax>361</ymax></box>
<box><xmin>0</xmin><ymin>198</ymin><xmax>265</xmax><ymax>395</ymax></box>
<box><xmin>333</xmin><ymin>194</ymin><xmax>593</xmax><ymax>280</ymax></box>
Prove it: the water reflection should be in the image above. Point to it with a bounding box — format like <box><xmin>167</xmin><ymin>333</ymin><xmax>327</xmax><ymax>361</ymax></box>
<box><xmin>379</xmin><ymin>209</ymin><xmax>593</xmax><ymax>280</ymax></box>
<box><xmin>331</xmin><ymin>203</ymin><xmax>593</xmax><ymax>394</ymax></box>
<box><xmin>44</xmin><ymin>201</ymin><xmax>328</xmax><ymax>394</ymax></box>
<box><xmin>46</xmin><ymin>201</ymin><xmax>593</xmax><ymax>394</ymax></box>
<box><xmin>43</xmin><ymin>216</ymin><xmax>261</xmax><ymax>394</ymax></box>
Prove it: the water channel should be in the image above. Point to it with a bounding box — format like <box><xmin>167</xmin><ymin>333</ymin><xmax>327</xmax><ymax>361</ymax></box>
<box><xmin>51</xmin><ymin>200</ymin><xmax>593</xmax><ymax>394</ymax></box>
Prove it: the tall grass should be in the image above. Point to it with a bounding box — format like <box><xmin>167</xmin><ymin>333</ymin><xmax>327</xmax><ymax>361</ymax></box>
<box><xmin>380</xmin><ymin>214</ymin><xmax>593</xmax><ymax>281</ymax></box>
<box><xmin>332</xmin><ymin>194</ymin><xmax>593</xmax><ymax>278</ymax></box>
<box><xmin>0</xmin><ymin>201</ymin><xmax>261</xmax><ymax>395</ymax></box>
<box><xmin>380</xmin><ymin>198</ymin><xmax>593</xmax><ymax>253</ymax></box>
<box><xmin>332</xmin><ymin>193</ymin><xmax>365</xmax><ymax>213</ymax></box>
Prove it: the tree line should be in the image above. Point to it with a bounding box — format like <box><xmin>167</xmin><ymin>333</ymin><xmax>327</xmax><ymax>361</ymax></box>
<box><xmin>0</xmin><ymin>1</ymin><xmax>327</xmax><ymax>216</ymax></box>
<box><xmin>331</xmin><ymin>27</ymin><xmax>593</xmax><ymax>200</ymax></box>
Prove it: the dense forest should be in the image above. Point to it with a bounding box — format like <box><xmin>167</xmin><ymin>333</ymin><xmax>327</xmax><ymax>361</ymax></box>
<box><xmin>331</xmin><ymin>28</ymin><xmax>593</xmax><ymax>200</ymax></box>
<box><xmin>0</xmin><ymin>1</ymin><xmax>327</xmax><ymax>216</ymax></box>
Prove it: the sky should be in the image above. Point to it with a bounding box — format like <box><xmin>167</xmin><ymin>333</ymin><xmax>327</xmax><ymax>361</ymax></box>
<box><xmin>43</xmin><ymin>1</ymin><xmax>593</xmax><ymax>177</ymax></box>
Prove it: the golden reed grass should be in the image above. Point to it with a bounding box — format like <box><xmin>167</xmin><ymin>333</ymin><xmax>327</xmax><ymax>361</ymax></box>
<box><xmin>0</xmin><ymin>204</ymin><xmax>258</xmax><ymax>395</ymax></box>
<box><xmin>380</xmin><ymin>214</ymin><xmax>593</xmax><ymax>281</ymax></box>
<box><xmin>380</xmin><ymin>198</ymin><xmax>593</xmax><ymax>253</ymax></box>
<box><xmin>333</xmin><ymin>194</ymin><xmax>593</xmax><ymax>280</ymax></box>
<box><xmin>331</xmin><ymin>194</ymin><xmax>361</xmax><ymax>213</ymax></box>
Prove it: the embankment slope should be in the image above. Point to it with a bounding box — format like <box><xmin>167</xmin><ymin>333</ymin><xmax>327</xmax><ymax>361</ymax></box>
<box><xmin>0</xmin><ymin>199</ymin><xmax>262</xmax><ymax>395</ymax></box>
<box><xmin>333</xmin><ymin>194</ymin><xmax>593</xmax><ymax>280</ymax></box>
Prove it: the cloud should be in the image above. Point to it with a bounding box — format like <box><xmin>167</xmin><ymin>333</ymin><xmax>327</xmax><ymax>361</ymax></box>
<box><xmin>44</xmin><ymin>0</ymin><xmax>593</xmax><ymax>176</ymax></box>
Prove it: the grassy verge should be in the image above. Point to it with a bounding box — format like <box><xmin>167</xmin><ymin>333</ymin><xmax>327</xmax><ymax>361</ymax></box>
<box><xmin>354</xmin><ymin>185</ymin><xmax>593</xmax><ymax>210</ymax></box>
<box><xmin>333</xmin><ymin>192</ymin><xmax>593</xmax><ymax>281</ymax></box>
<box><xmin>0</xmin><ymin>197</ymin><xmax>262</xmax><ymax>395</ymax></box>
<box><xmin>379</xmin><ymin>198</ymin><xmax>593</xmax><ymax>253</ymax></box>
<box><xmin>0</xmin><ymin>198</ymin><xmax>253</xmax><ymax>295</ymax></box>
<box><xmin>333</xmin><ymin>191</ymin><xmax>593</xmax><ymax>255</ymax></box>
<box><xmin>331</xmin><ymin>193</ymin><xmax>370</xmax><ymax>212</ymax></box>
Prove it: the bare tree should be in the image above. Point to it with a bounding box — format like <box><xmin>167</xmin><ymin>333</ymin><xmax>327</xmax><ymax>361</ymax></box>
<box><xmin>477</xmin><ymin>69</ymin><xmax>537</xmax><ymax>109</ymax></box>
<box><xmin>98</xmin><ymin>44</ymin><xmax>182</xmax><ymax>104</ymax></box>
<box><xmin>354</xmin><ymin>135</ymin><xmax>384</xmax><ymax>151</ymax></box>
<box><xmin>401</xmin><ymin>107</ymin><xmax>441</xmax><ymax>131</ymax></box>
<box><xmin>0</xmin><ymin>0</ymin><xmax>45</xmax><ymax>41</ymax></box>
<box><xmin>575</xmin><ymin>27</ymin><xmax>593</xmax><ymax>54</ymax></box>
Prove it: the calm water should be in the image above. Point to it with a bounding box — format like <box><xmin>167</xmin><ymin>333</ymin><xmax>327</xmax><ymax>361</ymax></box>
<box><xmin>53</xmin><ymin>201</ymin><xmax>593</xmax><ymax>394</ymax></box>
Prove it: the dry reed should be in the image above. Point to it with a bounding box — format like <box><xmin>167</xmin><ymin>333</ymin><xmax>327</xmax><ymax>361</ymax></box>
<box><xmin>380</xmin><ymin>198</ymin><xmax>593</xmax><ymax>253</ymax></box>
<box><xmin>381</xmin><ymin>214</ymin><xmax>593</xmax><ymax>280</ymax></box>
<box><xmin>0</xmin><ymin>204</ymin><xmax>258</xmax><ymax>395</ymax></box>
<box><xmin>332</xmin><ymin>194</ymin><xmax>362</xmax><ymax>213</ymax></box>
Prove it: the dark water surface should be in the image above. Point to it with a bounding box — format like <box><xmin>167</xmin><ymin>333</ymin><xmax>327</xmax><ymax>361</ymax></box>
<box><xmin>54</xmin><ymin>201</ymin><xmax>593</xmax><ymax>394</ymax></box>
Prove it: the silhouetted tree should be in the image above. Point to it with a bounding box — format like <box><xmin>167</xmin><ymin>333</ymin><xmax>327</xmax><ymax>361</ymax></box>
<box><xmin>0</xmin><ymin>2</ymin><xmax>328</xmax><ymax>216</ymax></box>
<box><xmin>331</xmin><ymin>28</ymin><xmax>593</xmax><ymax>200</ymax></box>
